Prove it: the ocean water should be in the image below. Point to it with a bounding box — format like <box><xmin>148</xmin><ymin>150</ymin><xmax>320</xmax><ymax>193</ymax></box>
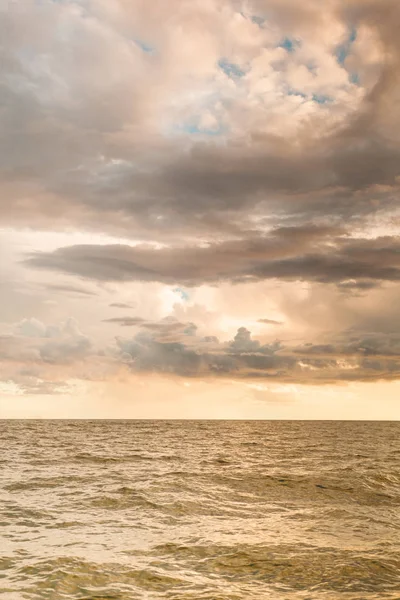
<box><xmin>0</xmin><ymin>420</ymin><xmax>399</xmax><ymax>600</ymax></box>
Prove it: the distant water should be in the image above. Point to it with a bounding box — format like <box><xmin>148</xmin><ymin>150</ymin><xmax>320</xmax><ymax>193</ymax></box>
<box><xmin>1</xmin><ymin>421</ymin><xmax>399</xmax><ymax>600</ymax></box>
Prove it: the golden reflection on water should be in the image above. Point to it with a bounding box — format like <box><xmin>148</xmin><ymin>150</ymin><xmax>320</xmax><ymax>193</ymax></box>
<box><xmin>0</xmin><ymin>420</ymin><xmax>399</xmax><ymax>599</ymax></box>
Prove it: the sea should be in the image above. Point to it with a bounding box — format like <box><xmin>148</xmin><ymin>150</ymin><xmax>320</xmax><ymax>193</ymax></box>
<box><xmin>0</xmin><ymin>420</ymin><xmax>399</xmax><ymax>600</ymax></box>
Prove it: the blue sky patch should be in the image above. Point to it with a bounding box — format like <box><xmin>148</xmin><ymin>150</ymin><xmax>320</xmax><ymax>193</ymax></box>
<box><xmin>250</xmin><ymin>15</ymin><xmax>266</xmax><ymax>27</ymax></box>
<box><xmin>218</xmin><ymin>59</ymin><xmax>245</xmax><ymax>79</ymax></box>
<box><xmin>134</xmin><ymin>39</ymin><xmax>154</xmax><ymax>54</ymax></box>
<box><xmin>173</xmin><ymin>288</ymin><xmax>190</xmax><ymax>302</ymax></box>
<box><xmin>287</xmin><ymin>87</ymin><xmax>307</xmax><ymax>99</ymax></box>
<box><xmin>349</xmin><ymin>72</ymin><xmax>360</xmax><ymax>85</ymax></box>
<box><xmin>278</xmin><ymin>37</ymin><xmax>300</xmax><ymax>53</ymax></box>
<box><xmin>178</xmin><ymin>123</ymin><xmax>224</xmax><ymax>136</ymax></box>
<box><xmin>335</xmin><ymin>27</ymin><xmax>357</xmax><ymax>65</ymax></box>
<box><xmin>312</xmin><ymin>94</ymin><xmax>332</xmax><ymax>104</ymax></box>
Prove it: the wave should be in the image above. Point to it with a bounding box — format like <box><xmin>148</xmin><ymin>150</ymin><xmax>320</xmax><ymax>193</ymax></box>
<box><xmin>72</xmin><ymin>452</ymin><xmax>180</xmax><ymax>463</ymax></box>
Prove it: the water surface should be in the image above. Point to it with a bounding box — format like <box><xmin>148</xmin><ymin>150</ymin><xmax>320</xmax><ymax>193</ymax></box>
<box><xmin>1</xmin><ymin>420</ymin><xmax>399</xmax><ymax>599</ymax></box>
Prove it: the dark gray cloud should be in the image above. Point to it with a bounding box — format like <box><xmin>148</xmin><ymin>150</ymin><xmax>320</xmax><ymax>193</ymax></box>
<box><xmin>116</xmin><ymin>326</ymin><xmax>294</xmax><ymax>378</ymax></box>
<box><xmin>105</xmin><ymin>317</ymin><xmax>200</xmax><ymax>344</ymax></box>
<box><xmin>114</xmin><ymin>323</ymin><xmax>400</xmax><ymax>383</ymax></box>
<box><xmin>104</xmin><ymin>317</ymin><xmax>145</xmax><ymax>326</ymax></box>
<box><xmin>25</xmin><ymin>231</ymin><xmax>400</xmax><ymax>287</ymax></box>
<box><xmin>1</xmin><ymin>0</ymin><xmax>400</xmax><ymax>242</ymax></box>
<box><xmin>336</xmin><ymin>280</ymin><xmax>379</xmax><ymax>292</ymax></box>
<box><xmin>295</xmin><ymin>330</ymin><xmax>400</xmax><ymax>359</ymax></box>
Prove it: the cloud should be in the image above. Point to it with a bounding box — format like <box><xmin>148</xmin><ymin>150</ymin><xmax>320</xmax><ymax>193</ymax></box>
<box><xmin>116</xmin><ymin>325</ymin><xmax>292</xmax><ymax>378</ymax></box>
<box><xmin>104</xmin><ymin>316</ymin><xmax>145</xmax><ymax>326</ymax></box>
<box><xmin>258</xmin><ymin>318</ymin><xmax>284</xmax><ymax>325</ymax></box>
<box><xmin>0</xmin><ymin>317</ymin><xmax>92</xmax><ymax>366</ymax></box>
<box><xmin>3</xmin><ymin>313</ymin><xmax>400</xmax><ymax>394</ymax></box>
<box><xmin>2</xmin><ymin>0</ymin><xmax>400</xmax><ymax>400</ymax></box>
<box><xmin>109</xmin><ymin>302</ymin><xmax>134</xmax><ymax>309</ymax></box>
<box><xmin>112</xmin><ymin>320</ymin><xmax>400</xmax><ymax>383</ymax></box>
<box><xmin>0</xmin><ymin>317</ymin><xmax>114</xmax><ymax>394</ymax></box>
<box><xmin>45</xmin><ymin>284</ymin><xmax>97</xmax><ymax>297</ymax></box>
<box><xmin>25</xmin><ymin>230</ymin><xmax>400</xmax><ymax>287</ymax></box>
<box><xmin>1</xmin><ymin>0</ymin><xmax>400</xmax><ymax>244</ymax></box>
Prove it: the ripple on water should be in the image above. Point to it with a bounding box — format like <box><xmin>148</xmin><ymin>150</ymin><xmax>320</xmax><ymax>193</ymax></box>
<box><xmin>0</xmin><ymin>420</ymin><xmax>399</xmax><ymax>600</ymax></box>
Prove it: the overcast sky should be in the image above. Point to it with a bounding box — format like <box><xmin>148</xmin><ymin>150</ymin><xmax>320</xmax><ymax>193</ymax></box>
<box><xmin>1</xmin><ymin>0</ymin><xmax>400</xmax><ymax>419</ymax></box>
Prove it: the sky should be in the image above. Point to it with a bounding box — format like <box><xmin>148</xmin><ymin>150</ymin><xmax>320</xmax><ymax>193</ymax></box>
<box><xmin>1</xmin><ymin>0</ymin><xmax>400</xmax><ymax>419</ymax></box>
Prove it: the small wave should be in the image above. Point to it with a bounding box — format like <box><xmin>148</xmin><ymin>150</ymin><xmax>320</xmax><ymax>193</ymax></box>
<box><xmin>73</xmin><ymin>453</ymin><xmax>121</xmax><ymax>463</ymax></box>
<box><xmin>15</xmin><ymin>557</ymin><xmax>187</xmax><ymax>596</ymax></box>
<box><xmin>72</xmin><ymin>452</ymin><xmax>179</xmax><ymax>464</ymax></box>
<box><xmin>4</xmin><ymin>476</ymin><xmax>93</xmax><ymax>492</ymax></box>
<box><xmin>90</xmin><ymin>492</ymin><xmax>160</xmax><ymax>511</ymax></box>
<box><xmin>151</xmin><ymin>543</ymin><xmax>400</xmax><ymax>592</ymax></box>
<box><xmin>201</xmin><ymin>457</ymin><xmax>231</xmax><ymax>466</ymax></box>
